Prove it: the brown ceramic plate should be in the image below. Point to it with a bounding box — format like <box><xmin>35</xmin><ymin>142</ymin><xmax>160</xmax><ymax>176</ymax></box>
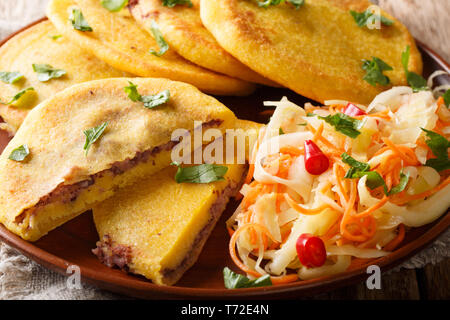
<box><xmin>0</xmin><ymin>19</ymin><xmax>449</xmax><ymax>299</ymax></box>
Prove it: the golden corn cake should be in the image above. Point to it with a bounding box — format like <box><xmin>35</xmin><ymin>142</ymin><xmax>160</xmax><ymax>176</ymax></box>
<box><xmin>200</xmin><ymin>0</ymin><xmax>422</xmax><ymax>104</ymax></box>
<box><xmin>92</xmin><ymin>120</ymin><xmax>262</xmax><ymax>285</ymax></box>
<box><xmin>0</xmin><ymin>78</ymin><xmax>236</xmax><ymax>241</ymax></box>
<box><xmin>46</xmin><ymin>0</ymin><xmax>255</xmax><ymax>96</ymax></box>
<box><xmin>129</xmin><ymin>0</ymin><xmax>277</xmax><ymax>87</ymax></box>
<box><xmin>0</xmin><ymin>21</ymin><xmax>130</xmax><ymax>135</ymax></box>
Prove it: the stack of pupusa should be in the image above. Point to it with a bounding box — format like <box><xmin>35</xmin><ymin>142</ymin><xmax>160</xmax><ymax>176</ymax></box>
<box><xmin>0</xmin><ymin>76</ymin><xmax>261</xmax><ymax>285</ymax></box>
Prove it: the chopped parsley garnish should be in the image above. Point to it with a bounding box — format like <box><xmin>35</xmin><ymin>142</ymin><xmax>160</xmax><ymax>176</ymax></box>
<box><xmin>341</xmin><ymin>152</ymin><xmax>410</xmax><ymax>195</ymax></box>
<box><xmin>388</xmin><ymin>172</ymin><xmax>410</xmax><ymax>195</ymax></box>
<box><xmin>83</xmin><ymin>122</ymin><xmax>108</xmax><ymax>156</ymax></box>
<box><xmin>257</xmin><ymin>0</ymin><xmax>304</xmax><ymax>9</ymax></box>
<box><xmin>101</xmin><ymin>0</ymin><xmax>129</xmax><ymax>12</ymax></box>
<box><xmin>162</xmin><ymin>0</ymin><xmax>193</xmax><ymax>7</ymax></box>
<box><xmin>1</xmin><ymin>87</ymin><xmax>35</xmax><ymax>106</ymax></box>
<box><xmin>317</xmin><ymin>113</ymin><xmax>362</xmax><ymax>138</ymax></box>
<box><xmin>341</xmin><ymin>152</ymin><xmax>370</xmax><ymax>177</ymax></box>
<box><xmin>350</xmin><ymin>9</ymin><xmax>393</xmax><ymax>28</ymax></box>
<box><xmin>149</xmin><ymin>20</ymin><xmax>169</xmax><ymax>57</ymax></box>
<box><xmin>0</xmin><ymin>71</ymin><xmax>24</xmax><ymax>84</ymax></box>
<box><xmin>442</xmin><ymin>89</ymin><xmax>450</xmax><ymax>108</ymax></box>
<box><xmin>8</xmin><ymin>144</ymin><xmax>30</xmax><ymax>162</ymax></box>
<box><xmin>361</xmin><ymin>57</ymin><xmax>392</xmax><ymax>86</ymax></box>
<box><xmin>402</xmin><ymin>46</ymin><xmax>428</xmax><ymax>92</ymax></box>
<box><xmin>32</xmin><ymin>64</ymin><xmax>66</xmax><ymax>82</ymax></box>
<box><xmin>70</xmin><ymin>9</ymin><xmax>93</xmax><ymax>32</ymax></box>
<box><xmin>223</xmin><ymin>267</ymin><xmax>272</xmax><ymax>289</ymax></box>
<box><xmin>421</xmin><ymin>128</ymin><xmax>450</xmax><ymax>172</ymax></box>
<box><xmin>172</xmin><ymin>162</ymin><xmax>228</xmax><ymax>184</ymax></box>
<box><xmin>124</xmin><ymin>81</ymin><xmax>170</xmax><ymax>109</ymax></box>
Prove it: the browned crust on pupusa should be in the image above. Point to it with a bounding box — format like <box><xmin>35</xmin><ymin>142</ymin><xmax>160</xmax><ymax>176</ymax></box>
<box><xmin>129</xmin><ymin>0</ymin><xmax>278</xmax><ymax>86</ymax></box>
<box><xmin>200</xmin><ymin>0</ymin><xmax>423</xmax><ymax>104</ymax></box>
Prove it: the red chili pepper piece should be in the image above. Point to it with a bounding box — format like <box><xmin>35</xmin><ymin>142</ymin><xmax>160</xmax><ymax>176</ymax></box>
<box><xmin>304</xmin><ymin>140</ymin><xmax>329</xmax><ymax>175</ymax></box>
<box><xmin>296</xmin><ymin>233</ymin><xmax>327</xmax><ymax>268</ymax></box>
<box><xmin>343</xmin><ymin>103</ymin><xmax>367</xmax><ymax>117</ymax></box>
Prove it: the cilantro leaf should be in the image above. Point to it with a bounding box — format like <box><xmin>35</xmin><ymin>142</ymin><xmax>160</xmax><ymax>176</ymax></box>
<box><xmin>162</xmin><ymin>0</ymin><xmax>193</xmax><ymax>7</ymax></box>
<box><xmin>388</xmin><ymin>172</ymin><xmax>410</xmax><ymax>195</ymax></box>
<box><xmin>83</xmin><ymin>122</ymin><xmax>108</xmax><ymax>156</ymax></box>
<box><xmin>279</xmin><ymin>127</ymin><xmax>285</xmax><ymax>135</ymax></box>
<box><xmin>442</xmin><ymin>89</ymin><xmax>450</xmax><ymax>108</ymax></box>
<box><xmin>402</xmin><ymin>46</ymin><xmax>428</xmax><ymax>91</ymax></box>
<box><xmin>341</xmin><ymin>153</ymin><xmax>387</xmax><ymax>193</ymax></box>
<box><xmin>362</xmin><ymin>57</ymin><xmax>392</xmax><ymax>86</ymax></box>
<box><xmin>350</xmin><ymin>9</ymin><xmax>393</xmax><ymax>28</ymax></box>
<box><xmin>1</xmin><ymin>87</ymin><xmax>35</xmax><ymax>106</ymax></box>
<box><xmin>0</xmin><ymin>71</ymin><xmax>24</xmax><ymax>84</ymax></box>
<box><xmin>149</xmin><ymin>20</ymin><xmax>169</xmax><ymax>57</ymax></box>
<box><xmin>173</xmin><ymin>163</ymin><xmax>228</xmax><ymax>184</ymax></box>
<box><xmin>101</xmin><ymin>0</ymin><xmax>128</xmax><ymax>12</ymax></box>
<box><xmin>421</xmin><ymin>128</ymin><xmax>450</xmax><ymax>171</ymax></box>
<box><xmin>318</xmin><ymin>113</ymin><xmax>362</xmax><ymax>138</ymax></box>
<box><xmin>32</xmin><ymin>64</ymin><xmax>66</xmax><ymax>82</ymax></box>
<box><xmin>342</xmin><ymin>152</ymin><xmax>370</xmax><ymax>177</ymax></box>
<box><xmin>124</xmin><ymin>81</ymin><xmax>170</xmax><ymax>109</ymax></box>
<box><xmin>70</xmin><ymin>9</ymin><xmax>93</xmax><ymax>32</ymax></box>
<box><xmin>223</xmin><ymin>267</ymin><xmax>272</xmax><ymax>289</ymax></box>
<box><xmin>8</xmin><ymin>144</ymin><xmax>30</xmax><ymax>162</ymax></box>
<box><xmin>257</xmin><ymin>0</ymin><xmax>304</xmax><ymax>9</ymax></box>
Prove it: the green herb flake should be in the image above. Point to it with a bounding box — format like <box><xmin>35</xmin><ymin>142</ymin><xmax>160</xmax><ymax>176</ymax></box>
<box><xmin>0</xmin><ymin>71</ymin><xmax>24</xmax><ymax>84</ymax></box>
<box><xmin>173</xmin><ymin>162</ymin><xmax>228</xmax><ymax>184</ymax></box>
<box><xmin>361</xmin><ymin>57</ymin><xmax>392</xmax><ymax>87</ymax></box>
<box><xmin>48</xmin><ymin>34</ymin><xmax>62</xmax><ymax>40</ymax></box>
<box><xmin>162</xmin><ymin>0</ymin><xmax>193</xmax><ymax>8</ymax></box>
<box><xmin>8</xmin><ymin>144</ymin><xmax>30</xmax><ymax>162</ymax></box>
<box><xmin>318</xmin><ymin>113</ymin><xmax>362</xmax><ymax>138</ymax></box>
<box><xmin>341</xmin><ymin>152</ymin><xmax>370</xmax><ymax>177</ymax></box>
<box><xmin>341</xmin><ymin>153</ymin><xmax>387</xmax><ymax>193</ymax></box>
<box><xmin>350</xmin><ymin>9</ymin><xmax>393</xmax><ymax>28</ymax></box>
<box><xmin>149</xmin><ymin>20</ymin><xmax>169</xmax><ymax>57</ymax></box>
<box><xmin>70</xmin><ymin>9</ymin><xmax>93</xmax><ymax>32</ymax></box>
<box><xmin>223</xmin><ymin>267</ymin><xmax>273</xmax><ymax>289</ymax></box>
<box><xmin>279</xmin><ymin>127</ymin><xmax>285</xmax><ymax>135</ymax></box>
<box><xmin>402</xmin><ymin>46</ymin><xmax>428</xmax><ymax>92</ymax></box>
<box><xmin>421</xmin><ymin>128</ymin><xmax>450</xmax><ymax>172</ymax></box>
<box><xmin>442</xmin><ymin>89</ymin><xmax>450</xmax><ymax>108</ymax></box>
<box><xmin>83</xmin><ymin>122</ymin><xmax>108</xmax><ymax>156</ymax></box>
<box><xmin>1</xmin><ymin>87</ymin><xmax>35</xmax><ymax>106</ymax></box>
<box><xmin>257</xmin><ymin>0</ymin><xmax>304</xmax><ymax>9</ymax></box>
<box><xmin>124</xmin><ymin>81</ymin><xmax>170</xmax><ymax>109</ymax></box>
<box><xmin>388</xmin><ymin>172</ymin><xmax>410</xmax><ymax>195</ymax></box>
<box><xmin>101</xmin><ymin>0</ymin><xmax>129</xmax><ymax>12</ymax></box>
<box><xmin>32</xmin><ymin>64</ymin><xmax>66</xmax><ymax>82</ymax></box>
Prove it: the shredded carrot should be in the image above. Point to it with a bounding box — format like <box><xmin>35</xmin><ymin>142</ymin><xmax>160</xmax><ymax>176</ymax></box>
<box><xmin>229</xmin><ymin>223</ymin><xmax>277</xmax><ymax>278</ymax></box>
<box><xmin>270</xmin><ymin>274</ymin><xmax>299</xmax><ymax>285</ymax></box>
<box><xmin>354</xmin><ymin>196</ymin><xmax>388</xmax><ymax>219</ymax></box>
<box><xmin>383</xmin><ymin>224</ymin><xmax>405</xmax><ymax>251</ymax></box>
<box><xmin>280</xmin><ymin>145</ymin><xmax>304</xmax><ymax>157</ymax></box>
<box><xmin>382</xmin><ymin>138</ymin><xmax>419</xmax><ymax>166</ymax></box>
<box><xmin>284</xmin><ymin>193</ymin><xmax>331</xmax><ymax>215</ymax></box>
<box><xmin>393</xmin><ymin>176</ymin><xmax>450</xmax><ymax>205</ymax></box>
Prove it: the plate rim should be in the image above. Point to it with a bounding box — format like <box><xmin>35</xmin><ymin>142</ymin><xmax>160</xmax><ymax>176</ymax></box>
<box><xmin>0</xmin><ymin>17</ymin><xmax>449</xmax><ymax>299</ymax></box>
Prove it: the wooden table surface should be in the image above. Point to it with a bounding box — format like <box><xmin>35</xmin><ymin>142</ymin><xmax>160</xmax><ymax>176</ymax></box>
<box><xmin>0</xmin><ymin>0</ymin><xmax>448</xmax><ymax>300</ymax></box>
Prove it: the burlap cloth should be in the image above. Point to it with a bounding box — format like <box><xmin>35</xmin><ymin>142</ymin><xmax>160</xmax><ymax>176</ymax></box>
<box><xmin>0</xmin><ymin>0</ymin><xmax>449</xmax><ymax>300</ymax></box>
